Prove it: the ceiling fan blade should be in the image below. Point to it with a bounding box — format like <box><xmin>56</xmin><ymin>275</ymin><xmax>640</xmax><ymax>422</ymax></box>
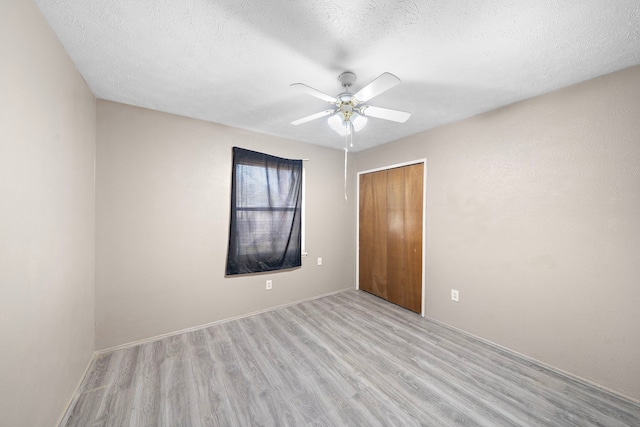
<box><xmin>290</xmin><ymin>83</ymin><xmax>338</xmax><ymax>103</ymax></box>
<box><xmin>354</xmin><ymin>72</ymin><xmax>401</xmax><ymax>103</ymax></box>
<box><xmin>360</xmin><ymin>105</ymin><xmax>411</xmax><ymax>123</ymax></box>
<box><xmin>290</xmin><ymin>109</ymin><xmax>335</xmax><ymax>126</ymax></box>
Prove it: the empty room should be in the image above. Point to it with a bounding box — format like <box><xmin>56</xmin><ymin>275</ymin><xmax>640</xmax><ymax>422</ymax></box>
<box><xmin>2</xmin><ymin>0</ymin><xmax>640</xmax><ymax>425</ymax></box>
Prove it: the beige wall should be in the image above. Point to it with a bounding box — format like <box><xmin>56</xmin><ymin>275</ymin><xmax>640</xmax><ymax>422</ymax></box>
<box><xmin>0</xmin><ymin>1</ymin><xmax>96</xmax><ymax>426</ymax></box>
<box><xmin>356</xmin><ymin>65</ymin><xmax>640</xmax><ymax>401</ymax></box>
<box><xmin>96</xmin><ymin>100</ymin><xmax>355</xmax><ymax>349</ymax></box>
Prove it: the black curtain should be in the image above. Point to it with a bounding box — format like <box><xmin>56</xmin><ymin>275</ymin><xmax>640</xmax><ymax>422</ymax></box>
<box><xmin>226</xmin><ymin>147</ymin><xmax>303</xmax><ymax>275</ymax></box>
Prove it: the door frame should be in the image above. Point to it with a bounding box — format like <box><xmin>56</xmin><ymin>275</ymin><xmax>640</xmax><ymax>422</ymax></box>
<box><xmin>356</xmin><ymin>159</ymin><xmax>427</xmax><ymax>317</ymax></box>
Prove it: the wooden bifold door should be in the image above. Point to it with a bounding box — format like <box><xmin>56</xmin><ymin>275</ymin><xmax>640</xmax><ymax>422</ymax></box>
<box><xmin>359</xmin><ymin>163</ymin><xmax>423</xmax><ymax>313</ymax></box>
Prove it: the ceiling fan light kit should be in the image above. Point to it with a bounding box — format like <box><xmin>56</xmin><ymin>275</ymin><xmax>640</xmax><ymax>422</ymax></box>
<box><xmin>327</xmin><ymin>111</ymin><xmax>367</xmax><ymax>136</ymax></box>
<box><xmin>290</xmin><ymin>71</ymin><xmax>411</xmax><ymax>141</ymax></box>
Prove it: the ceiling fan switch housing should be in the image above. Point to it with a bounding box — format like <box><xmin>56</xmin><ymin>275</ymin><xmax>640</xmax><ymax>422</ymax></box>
<box><xmin>338</xmin><ymin>72</ymin><xmax>356</xmax><ymax>88</ymax></box>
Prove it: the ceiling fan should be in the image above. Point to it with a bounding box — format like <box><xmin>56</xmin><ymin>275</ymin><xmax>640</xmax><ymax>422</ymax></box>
<box><xmin>290</xmin><ymin>72</ymin><xmax>411</xmax><ymax>137</ymax></box>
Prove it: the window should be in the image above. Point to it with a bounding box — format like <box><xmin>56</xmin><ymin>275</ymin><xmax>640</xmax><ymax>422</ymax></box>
<box><xmin>226</xmin><ymin>147</ymin><xmax>303</xmax><ymax>275</ymax></box>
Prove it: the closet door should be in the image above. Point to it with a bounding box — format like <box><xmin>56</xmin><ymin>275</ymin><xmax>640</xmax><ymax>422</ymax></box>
<box><xmin>359</xmin><ymin>163</ymin><xmax>423</xmax><ymax>313</ymax></box>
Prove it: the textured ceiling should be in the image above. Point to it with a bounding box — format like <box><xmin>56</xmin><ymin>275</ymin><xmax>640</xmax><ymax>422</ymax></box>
<box><xmin>35</xmin><ymin>0</ymin><xmax>640</xmax><ymax>151</ymax></box>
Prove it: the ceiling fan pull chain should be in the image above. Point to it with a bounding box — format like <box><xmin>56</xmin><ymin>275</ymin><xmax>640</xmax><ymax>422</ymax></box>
<box><xmin>344</xmin><ymin>147</ymin><xmax>348</xmax><ymax>201</ymax></box>
<box><xmin>342</xmin><ymin>121</ymin><xmax>353</xmax><ymax>201</ymax></box>
<box><xmin>350</xmin><ymin>122</ymin><xmax>354</xmax><ymax>148</ymax></box>
<box><xmin>344</xmin><ymin>124</ymin><xmax>349</xmax><ymax>201</ymax></box>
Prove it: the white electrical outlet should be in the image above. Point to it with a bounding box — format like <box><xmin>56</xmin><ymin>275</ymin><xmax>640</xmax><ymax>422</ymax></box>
<box><xmin>317</xmin><ymin>257</ymin><xmax>323</xmax><ymax>266</ymax></box>
<box><xmin>266</xmin><ymin>280</ymin><xmax>272</xmax><ymax>290</ymax></box>
<box><xmin>451</xmin><ymin>289</ymin><xmax>459</xmax><ymax>302</ymax></box>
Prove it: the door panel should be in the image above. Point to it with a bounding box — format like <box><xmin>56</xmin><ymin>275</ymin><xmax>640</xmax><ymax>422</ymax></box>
<box><xmin>386</xmin><ymin>167</ymin><xmax>408</xmax><ymax>308</ymax></box>
<box><xmin>402</xmin><ymin>163</ymin><xmax>424</xmax><ymax>313</ymax></box>
<box><xmin>358</xmin><ymin>170</ymin><xmax>388</xmax><ymax>299</ymax></box>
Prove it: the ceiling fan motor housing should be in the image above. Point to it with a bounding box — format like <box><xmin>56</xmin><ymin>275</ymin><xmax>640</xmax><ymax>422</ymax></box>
<box><xmin>337</xmin><ymin>93</ymin><xmax>356</xmax><ymax>121</ymax></box>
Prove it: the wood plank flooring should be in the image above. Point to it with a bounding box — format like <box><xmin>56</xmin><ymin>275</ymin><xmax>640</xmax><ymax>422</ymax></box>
<box><xmin>61</xmin><ymin>290</ymin><xmax>640</xmax><ymax>426</ymax></box>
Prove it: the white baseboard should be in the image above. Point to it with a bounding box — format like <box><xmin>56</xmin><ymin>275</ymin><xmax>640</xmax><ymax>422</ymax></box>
<box><xmin>56</xmin><ymin>351</ymin><xmax>98</xmax><ymax>426</ymax></box>
<box><xmin>424</xmin><ymin>315</ymin><xmax>640</xmax><ymax>407</ymax></box>
<box><xmin>58</xmin><ymin>288</ymin><xmax>352</xmax><ymax>425</ymax></box>
<box><xmin>96</xmin><ymin>288</ymin><xmax>351</xmax><ymax>355</ymax></box>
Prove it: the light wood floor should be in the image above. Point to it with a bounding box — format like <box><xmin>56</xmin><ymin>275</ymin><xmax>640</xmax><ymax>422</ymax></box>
<box><xmin>61</xmin><ymin>290</ymin><xmax>640</xmax><ymax>426</ymax></box>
